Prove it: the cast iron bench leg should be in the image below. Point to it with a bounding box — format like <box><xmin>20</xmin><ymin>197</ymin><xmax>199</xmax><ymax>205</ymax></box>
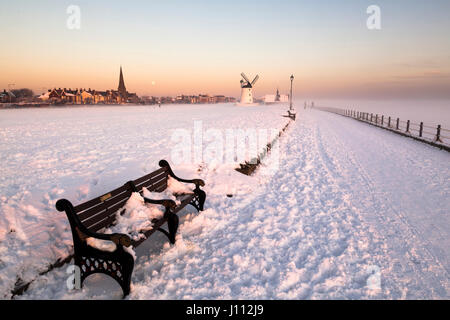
<box><xmin>190</xmin><ymin>189</ymin><xmax>206</xmax><ymax>212</ymax></box>
<box><xmin>168</xmin><ymin>213</ymin><xmax>179</xmax><ymax>244</ymax></box>
<box><xmin>157</xmin><ymin>213</ymin><xmax>180</xmax><ymax>244</ymax></box>
<box><xmin>75</xmin><ymin>250</ymin><xmax>134</xmax><ymax>298</ymax></box>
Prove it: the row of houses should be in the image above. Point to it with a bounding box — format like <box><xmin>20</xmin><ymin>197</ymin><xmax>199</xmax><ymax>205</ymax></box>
<box><xmin>174</xmin><ymin>95</ymin><xmax>236</xmax><ymax>104</ymax></box>
<box><xmin>39</xmin><ymin>88</ymin><xmax>140</xmax><ymax>105</ymax></box>
<box><xmin>139</xmin><ymin>95</ymin><xmax>236</xmax><ymax>105</ymax></box>
<box><xmin>35</xmin><ymin>67</ymin><xmax>139</xmax><ymax>105</ymax></box>
<box><xmin>2</xmin><ymin>89</ymin><xmax>237</xmax><ymax>106</ymax></box>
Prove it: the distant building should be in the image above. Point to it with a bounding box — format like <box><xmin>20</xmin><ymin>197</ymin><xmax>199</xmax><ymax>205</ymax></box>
<box><xmin>214</xmin><ymin>95</ymin><xmax>227</xmax><ymax>103</ymax></box>
<box><xmin>262</xmin><ymin>89</ymin><xmax>289</xmax><ymax>104</ymax></box>
<box><xmin>190</xmin><ymin>96</ymin><xmax>199</xmax><ymax>104</ymax></box>
<box><xmin>0</xmin><ymin>89</ymin><xmax>16</xmax><ymax>103</ymax></box>
<box><xmin>118</xmin><ymin>66</ymin><xmax>128</xmax><ymax>103</ymax></box>
<box><xmin>198</xmin><ymin>95</ymin><xmax>210</xmax><ymax>104</ymax></box>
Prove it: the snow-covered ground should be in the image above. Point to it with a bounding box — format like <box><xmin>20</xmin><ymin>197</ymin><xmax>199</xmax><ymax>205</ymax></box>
<box><xmin>0</xmin><ymin>103</ymin><xmax>289</xmax><ymax>298</ymax></box>
<box><xmin>1</xmin><ymin>103</ymin><xmax>449</xmax><ymax>299</ymax></box>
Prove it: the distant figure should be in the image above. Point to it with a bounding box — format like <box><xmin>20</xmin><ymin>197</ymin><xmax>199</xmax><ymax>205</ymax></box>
<box><xmin>159</xmin><ymin>103</ymin><xmax>161</xmax><ymax>108</ymax></box>
<box><xmin>304</xmin><ymin>102</ymin><xmax>307</xmax><ymax>110</ymax></box>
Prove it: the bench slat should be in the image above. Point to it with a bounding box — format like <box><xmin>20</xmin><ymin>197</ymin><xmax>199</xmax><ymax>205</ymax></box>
<box><xmin>77</xmin><ymin>188</ymin><xmax>131</xmax><ymax>221</ymax></box>
<box><xmin>82</xmin><ymin>197</ymin><xmax>128</xmax><ymax>230</ymax></box>
<box><xmin>89</xmin><ymin>214</ymin><xmax>118</xmax><ymax>233</ymax></box>
<box><xmin>133</xmin><ymin>167</ymin><xmax>166</xmax><ymax>186</ymax></box>
<box><xmin>151</xmin><ymin>179</ymin><xmax>168</xmax><ymax>193</ymax></box>
<box><xmin>135</xmin><ymin>171</ymin><xmax>168</xmax><ymax>191</ymax></box>
<box><xmin>74</xmin><ymin>184</ymin><xmax>129</xmax><ymax>214</ymax></box>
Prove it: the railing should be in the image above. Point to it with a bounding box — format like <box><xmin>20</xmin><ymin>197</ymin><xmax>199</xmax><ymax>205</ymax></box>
<box><xmin>314</xmin><ymin>106</ymin><xmax>450</xmax><ymax>152</ymax></box>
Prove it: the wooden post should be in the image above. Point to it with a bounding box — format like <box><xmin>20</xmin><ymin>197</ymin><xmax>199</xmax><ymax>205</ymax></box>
<box><xmin>375</xmin><ymin>114</ymin><xmax>378</xmax><ymax>124</ymax></box>
<box><xmin>388</xmin><ymin>116</ymin><xmax>391</xmax><ymax>127</ymax></box>
<box><xmin>396</xmin><ymin>118</ymin><xmax>399</xmax><ymax>130</ymax></box>
<box><xmin>419</xmin><ymin>122</ymin><xmax>423</xmax><ymax>137</ymax></box>
<box><xmin>406</xmin><ymin>120</ymin><xmax>410</xmax><ymax>133</ymax></box>
<box><xmin>371</xmin><ymin>113</ymin><xmax>373</xmax><ymax>122</ymax></box>
<box><xmin>435</xmin><ymin>125</ymin><xmax>442</xmax><ymax>142</ymax></box>
<box><xmin>381</xmin><ymin>115</ymin><xmax>384</xmax><ymax>126</ymax></box>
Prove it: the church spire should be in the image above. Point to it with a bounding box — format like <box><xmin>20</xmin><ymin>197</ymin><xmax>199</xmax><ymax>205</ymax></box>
<box><xmin>118</xmin><ymin>66</ymin><xmax>127</xmax><ymax>102</ymax></box>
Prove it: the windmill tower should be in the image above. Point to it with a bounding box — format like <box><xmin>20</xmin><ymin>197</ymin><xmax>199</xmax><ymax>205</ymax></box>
<box><xmin>239</xmin><ymin>73</ymin><xmax>259</xmax><ymax>104</ymax></box>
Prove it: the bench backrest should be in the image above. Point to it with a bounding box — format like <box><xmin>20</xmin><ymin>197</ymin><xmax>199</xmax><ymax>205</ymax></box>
<box><xmin>74</xmin><ymin>167</ymin><xmax>169</xmax><ymax>232</ymax></box>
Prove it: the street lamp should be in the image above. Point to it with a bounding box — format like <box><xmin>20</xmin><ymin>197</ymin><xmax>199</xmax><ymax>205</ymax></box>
<box><xmin>289</xmin><ymin>75</ymin><xmax>294</xmax><ymax>110</ymax></box>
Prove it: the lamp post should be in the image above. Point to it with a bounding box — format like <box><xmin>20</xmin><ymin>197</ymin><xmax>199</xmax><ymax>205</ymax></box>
<box><xmin>289</xmin><ymin>75</ymin><xmax>294</xmax><ymax>110</ymax></box>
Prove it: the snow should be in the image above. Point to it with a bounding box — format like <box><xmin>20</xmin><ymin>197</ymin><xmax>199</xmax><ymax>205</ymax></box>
<box><xmin>1</xmin><ymin>102</ymin><xmax>449</xmax><ymax>299</ymax></box>
<box><xmin>0</xmin><ymin>103</ymin><xmax>288</xmax><ymax>298</ymax></box>
<box><xmin>86</xmin><ymin>237</ymin><xmax>116</xmax><ymax>253</ymax></box>
<box><xmin>105</xmin><ymin>192</ymin><xmax>164</xmax><ymax>242</ymax></box>
<box><xmin>167</xmin><ymin>177</ymin><xmax>194</xmax><ymax>195</ymax></box>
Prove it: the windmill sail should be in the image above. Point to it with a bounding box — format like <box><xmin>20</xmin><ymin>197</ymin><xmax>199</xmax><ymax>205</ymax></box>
<box><xmin>251</xmin><ymin>75</ymin><xmax>259</xmax><ymax>86</ymax></box>
<box><xmin>241</xmin><ymin>73</ymin><xmax>251</xmax><ymax>84</ymax></box>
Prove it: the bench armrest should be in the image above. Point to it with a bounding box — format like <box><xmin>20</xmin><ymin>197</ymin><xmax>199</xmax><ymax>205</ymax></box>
<box><xmin>143</xmin><ymin>197</ymin><xmax>177</xmax><ymax>210</ymax></box>
<box><xmin>56</xmin><ymin>199</ymin><xmax>132</xmax><ymax>248</ymax></box>
<box><xmin>86</xmin><ymin>230</ymin><xmax>132</xmax><ymax>248</ymax></box>
<box><xmin>159</xmin><ymin>160</ymin><xmax>205</xmax><ymax>189</ymax></box>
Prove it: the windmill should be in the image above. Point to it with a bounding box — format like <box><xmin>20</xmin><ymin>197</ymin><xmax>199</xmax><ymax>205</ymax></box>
<box><xmin>239</xmin><ymin>73</ymin><xmax>259</xmax><ymax>104</ymax></box>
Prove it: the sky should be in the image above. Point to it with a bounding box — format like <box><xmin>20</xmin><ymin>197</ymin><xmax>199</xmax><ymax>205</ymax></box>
<box><xmin>1</xmin><ymin>0</ymin><xmax>450</xmax><ymax>99</ymax></box>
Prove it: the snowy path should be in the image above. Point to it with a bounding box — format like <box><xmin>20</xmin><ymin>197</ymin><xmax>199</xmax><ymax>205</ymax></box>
<box><xmin>302</xmin><ymin>110</ymin><xmax>449</xmax><ymax>298</ymax></box>
<box><xmin>8</xmin><ymin>107</ymin><xmax>450</xmax><ymax>299</ymax></box>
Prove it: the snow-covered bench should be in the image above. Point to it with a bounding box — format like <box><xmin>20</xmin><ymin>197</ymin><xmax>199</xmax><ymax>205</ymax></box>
<box><xmin>287</xmin><ymin>110</ymin><xmax>296</xmax><ymax>120</ymax></box>
<box><xmin>55</xmin><ymin>160</ymin><xmax>206</xmax><ymax>297</ymax></box>
<box><xmin>283</xmin><ymin>110</ymin><xmax>296</xmax><ymax>120</ymax></box>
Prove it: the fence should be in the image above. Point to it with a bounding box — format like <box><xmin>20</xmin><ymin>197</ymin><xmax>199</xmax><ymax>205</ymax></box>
<box><xmin>314</xmin><ymin>106</ymin><xmax>450</xmax><ymax>152</ymax></box>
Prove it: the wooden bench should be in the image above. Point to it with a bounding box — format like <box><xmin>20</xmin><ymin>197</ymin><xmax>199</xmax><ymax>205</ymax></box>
<box><xmin>56</xmin><ymin>160</ymin><xmax>206</xmax><ymax>297</ymax></box>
